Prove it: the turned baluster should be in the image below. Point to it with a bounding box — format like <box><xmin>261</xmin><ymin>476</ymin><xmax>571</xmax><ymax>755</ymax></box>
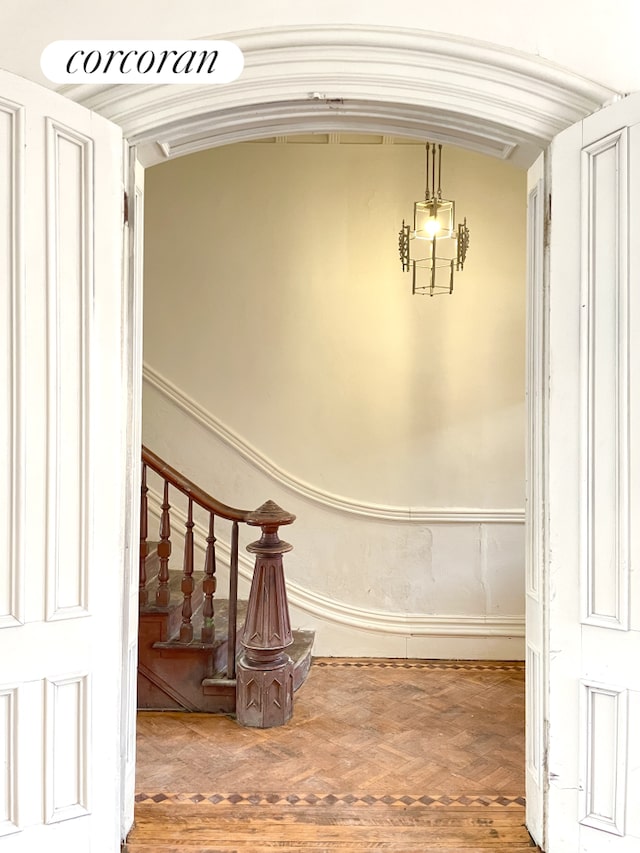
<box><xmin>139</xmin><ymin>461</ymin><xmax>149</xmax><ymax>606</ymax></box>
<box><xmin>227</xmin><ymin>521</ymin><xmax>239</xmax><ymax>679</ymax></box>
<box><xmin>236</xmin><ymin>500</ymin><xmax>295</xmax><ymax>728</ymax></box>
<box><xmin>201</xmin><ymin>513</ymin><xmax>217</xmax><ymax>643</ymax></box>
<box><xmin>180</xmin><ymin>497</ymin><xmax>195</xmax><ymax>642</ymax></box>
<box><xmin>156</xmin><ymin>479</ymin><xmax>171</xmax><ymax>606</ymax></box>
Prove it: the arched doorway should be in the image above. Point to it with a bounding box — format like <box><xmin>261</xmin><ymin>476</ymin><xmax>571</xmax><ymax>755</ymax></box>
<box><xmin>64</xmin><ymin>26</ymin><xmax>611</xmax><ymax>164</ymax></box>
<box><xmin>63</xmin><ymin>27</ymin><xmax>616</xmax><ymax>847</ymax></box>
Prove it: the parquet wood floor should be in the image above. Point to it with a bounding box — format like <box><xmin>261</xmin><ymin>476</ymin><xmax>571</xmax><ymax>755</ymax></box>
<box><xmin>125</xmin><ymin>658</ymin><xmax>540</xmax><ymax>852</ymax></box>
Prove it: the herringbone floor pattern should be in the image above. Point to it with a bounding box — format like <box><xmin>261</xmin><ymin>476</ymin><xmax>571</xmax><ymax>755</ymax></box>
<box><xmin>126</xmin><ymin>658</ymin><xmax>539</xmax><ymax>851</ymax></box>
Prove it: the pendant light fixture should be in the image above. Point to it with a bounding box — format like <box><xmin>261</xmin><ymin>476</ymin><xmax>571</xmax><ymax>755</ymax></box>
<box><xmin>398</xmin><ymin>142</ymin><xmax>470</xmax><ymax>296</ymax></box>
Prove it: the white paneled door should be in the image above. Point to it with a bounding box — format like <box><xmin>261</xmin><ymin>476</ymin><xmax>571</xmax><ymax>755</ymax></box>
<box><xmin>0</xmin><ymin>70</ymin><xmax>125</xmax><ymax>851</ymax></box>
<box><xmin>2</xmin><ymin>53</ymin><xmax>640</xmax><ymax>853</ymax></box>
<box><xmin>120</xmin><ymin>155</ymin><xmax>145</xmax><ymax>841</ymax></box>
<box><xmin>546</xmin><ymin>93</ymin><xmax>640</xmax><ymax>851</ymax></box>
<box><xmin>525</xmin><ymin>152</ymin><xmax>547</xmax><ymax>849</ymax></box>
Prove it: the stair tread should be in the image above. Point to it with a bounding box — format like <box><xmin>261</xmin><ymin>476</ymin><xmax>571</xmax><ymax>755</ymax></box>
<box><xmin>139</xmin><ymin>563</ymin><xmax>315</xmax><ymax>713</ymax></box>
<box><xmin>154</xmin><ymin>598</ymin><xmax>249</xmax><ymax>649</ymax></box>
<box><xmin>289</xmin><ymin>629</ymin><xmax>314</xmax><ymax>659</ymax></box>
<box><xmin>201</xmin><ymin>676</ymin><xmax>237</xmax><ymax>687</ymax></box>
<box><xmin>203</xmin><ymin>628</ymin><xmax>315</xmax><ymax>689</ymax></box>
<box><xmin>139</xmin><ymin>566</ymin><xmax>187</xmax><ymax>613</ymax></box>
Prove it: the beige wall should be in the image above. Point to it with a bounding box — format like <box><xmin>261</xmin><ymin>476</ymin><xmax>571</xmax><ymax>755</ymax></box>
<box><xmin>142</xmin><ymin>139</ymin><xmax>527</xmax><ymax>656</ymax></box>
<box><xmin>144</xmin><ymin>140</ymin><xmax>526</xmax><ymax>509</ymax></box>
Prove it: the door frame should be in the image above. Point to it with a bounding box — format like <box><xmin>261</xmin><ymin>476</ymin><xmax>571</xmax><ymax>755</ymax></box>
<box><xmin>76</xmin><ymin>26</ymin><xmax>622</xmax><ymax>845</ymax></box>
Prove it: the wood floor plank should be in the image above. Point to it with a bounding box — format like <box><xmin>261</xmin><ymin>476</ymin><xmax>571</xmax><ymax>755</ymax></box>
<box><xmin>131</xmin><ymin>808</ymin><xmax>530</xmax><ymax>829</ymax></box>
<box><xmin>131</xmin><ymin>804</ymin><xmax>530</xmax><ymax>825</ymax></box>
<box><xmin>127</xmin><ymin>659</ymin><xmax>540</xmax><ymax>852</ymax></box>
<box><xmin>125</xmin><ymin>846</ymin><xmax>539</xmax><ymax>851</ymax></box>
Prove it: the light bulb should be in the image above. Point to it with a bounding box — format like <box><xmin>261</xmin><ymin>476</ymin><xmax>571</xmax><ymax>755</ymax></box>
<box><xmin>423</xmin><ymin>218</ymin><xmax>440</xmax><ymax>238</ymax></box>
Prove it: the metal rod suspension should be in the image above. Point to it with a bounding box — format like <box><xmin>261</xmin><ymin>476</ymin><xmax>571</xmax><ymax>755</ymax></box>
<box><xmin>431</xmin><ymin>142</ymin><xmax>436</xmax><ymax>203</ymax></box>
<box><xmin>424</xmin><ymin>143</ymin><xmax>430</xmax><ymax>200</ymax></box>
<box><xmin>430</xmin><ymin>235</ymin><xmax>436</xmax><ymax>296</ymax></box>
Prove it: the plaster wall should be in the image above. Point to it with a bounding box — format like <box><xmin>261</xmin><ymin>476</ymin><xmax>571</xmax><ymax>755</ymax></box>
<box><xmin>144</xmin><ymin>141</ymin><xmax>526</xmax><ymax>508</ymax></box>
<box><xmin>1</xmin><ymin>0</ymin><xmax>639</xmax><ymax>93</ymax></box>
<box><xmin>142</xmin><ymin>140</ymin><xmax>527</xmax><ymax>657</ymax></box>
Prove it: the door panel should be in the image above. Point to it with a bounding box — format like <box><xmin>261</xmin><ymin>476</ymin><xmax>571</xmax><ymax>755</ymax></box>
<box><xmin>547</xmin><ymin>93</ymin><xmax>640</xmax><ymax>852</ymax></box>
<box><xmin>0</xmin><ymin>70</ymin><xmax>124</xmax><ymax>852</ymax></box>
<box><xmin>120</xmin><ymin>154</ymin><xmax>145</xmax><ymax>840</ymax></box>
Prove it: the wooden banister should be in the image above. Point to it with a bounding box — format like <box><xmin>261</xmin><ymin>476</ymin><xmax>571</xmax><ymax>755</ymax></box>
<box><xmin>180</xmin><ymin>497</ymin><xmax>195</xmax><ymax>643</ymax></box>
<box><xmin>142</xmin><ymin>446</ymin><xmax>251</xmax><ymax>523</ymax></box>
<box><xmin>236</xmin><ymin>500</ymin><xmax>296</xmax><ymax>728</ymax></box>
<box><xmin>156</xmin><ymin>479</ymin><xmax>171</xmax><ymax>606</ymax></box>
<box><xmin>139</xmin><ymin>447</ymin><xmax>297</xmax><ymax>725</ymax></box>
<box><xmin>201</xmin><ymin>513</ymin><xmax>217</xmax><ymax>644</ymax></box>
<box><xmin>139</xmin><ymin>445</ymin><xmax>255</xmax><ymax>672</ymax></box>
<box><xmin>139</xmin><ymin>461</ymin><xmax>149</xmax><ymax>605</ymax></box>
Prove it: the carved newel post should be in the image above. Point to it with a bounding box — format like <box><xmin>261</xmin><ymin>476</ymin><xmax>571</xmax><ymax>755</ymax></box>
<box><xmin>236</xmin><ymin>500</ymin><xmax>295</xmax><ymax>728</ymax></box>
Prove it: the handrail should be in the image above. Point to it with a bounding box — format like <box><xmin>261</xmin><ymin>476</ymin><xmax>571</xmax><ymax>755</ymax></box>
<box><xmin>142</xmin><ymin>445</ymin><xmax>251</xmax><ymax>523</ymax></box>
<box><xmin>139</xmin><ymin>445</ymin><xmax>297</xmax><ymax>720</ymax></box>
<box><xmin>140</xmin><ymin>444</ymin><xmax>247</xmax><ymax>674</ymax></box>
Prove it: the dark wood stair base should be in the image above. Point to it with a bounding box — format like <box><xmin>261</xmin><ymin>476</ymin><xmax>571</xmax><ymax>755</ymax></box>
<box><xmin>138</xmin><ymin>568</ymin><xmax>314</xmax><ymax>716</ymax></box>
<box><xmin>140</xmin><ymin>457</ymin><xmax>309</xmax><ymax>727</ymax></box>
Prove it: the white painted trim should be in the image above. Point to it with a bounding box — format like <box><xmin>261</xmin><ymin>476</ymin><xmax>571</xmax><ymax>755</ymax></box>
<box><xmin>168</xmin><ymin>130</ymin><xmax>516</xmax><ymax>163</ymax></box>
<box><xmin>0</xmin><ymin>97</ymin><xmax>24</xmax><ymax>630</ymax></box>
<box><xmin>119</xmin><ymin>152</ymin><xmax>145</xmax><ymax>843</ymax></box>
<box><xmin>0</xmin><ymin>684</ymin><xmax>19</xmax><ymax>836</ymax></box>
<box><xmin>580</xmin><ymin>681</ymin><xmax>628</xmax><ymax>836</ymax></box>
<box><xmin>580</xmin><ymin>128</ymin><xmax>631</xmax><ymax>631</ymax></box>
<box><xmin>147</xmin><ymin>489</ymin><xmax>525</xmax><ymax>641</ymax></box>
<box><xmin>45</xmin><ymin>120</ymin><xmax>92</xmax><ymax>622</ymax></box>
<box><xmin>525</xmin><ymin>176</ymin><xmax>545</xmax><ymax>601</ymax></box>
<box><xmin>524</xmin><ymin>152</ymin><xmax>548</xmax><ymax>849</ymax></box>
<box><xmin>287</xmin><ymin>581</ymin><xmax>524</xmax><ymax>638</ymax></box>
<box><xmin>59</xmin><ymin>26</ymin><xmax>616</xmax><ymax>168</ymax></box>
<box><xmin>526</xmin><ymin>642</ymin><xmax>543</xmax><ymax>786</ymax></box>
<box><xmin>143</xmin><ymin>364</ymin><xmax>525</xmax><ymax>525</ymax></box>
<box><xmin>44</xmin><ymin>673</ymin><xmax>90</xmax><ymax>825</ymax></box>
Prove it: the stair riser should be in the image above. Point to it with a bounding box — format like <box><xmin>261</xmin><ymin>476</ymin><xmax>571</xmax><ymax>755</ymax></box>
<box><xmin>138</xmin><ymin>567</ymin><xmax>314</xmax><ymax>715</ymax></box>
<box><xmin>138</xmin><ymin>648</ymin><xmax>236</xmax><ymax>713</ymax></box>
<box><xmin>138</xmin><ymin>606</ymin><xmax>183</xmax><ymax>647</ymax></box>
<box><xmin>293</xmin><ymin>651</ymin><xmax>312</xmax><ymax>692</ymax></box>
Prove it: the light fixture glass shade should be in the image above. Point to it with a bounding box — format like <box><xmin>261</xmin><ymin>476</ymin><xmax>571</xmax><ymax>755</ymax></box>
<box><xmin>412</xmin><ymin>257</ymin><xmax>454</xmax><ymax>296</ymax></box>
<box><xmin>410</xmin><ymin>232</ymin><xmax>458</xmax><ymax>296</ymax></box>
<box><xmin>414</xmin><ymin>199</ymin><xmax>454</xmax><ymax>240</ymax></box>
<box><xmin>398</xmin><ymin>142</ymin><xmax>470</xmax><ymax>296</ymax></box>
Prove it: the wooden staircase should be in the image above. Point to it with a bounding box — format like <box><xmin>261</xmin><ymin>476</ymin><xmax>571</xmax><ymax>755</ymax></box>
<box><xmin>138</xmin><ymin>447</ymin><xmax>314</xmax><ymax>724</ymax></box>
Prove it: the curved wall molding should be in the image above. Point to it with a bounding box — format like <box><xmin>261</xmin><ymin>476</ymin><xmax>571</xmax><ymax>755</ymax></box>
<box><xmin>143</xmin><ymin>363</ymin><xmax>525</xmax><ymax>525</ymax></box>
<box><xmin>146</xmin><ymin>489</ymin><xmax>524</xmax><ymax>640</ymax></box>
<box><xmin>59</xmin><ymin>26</ymin><xmax>616</xmax><ymax>168</ymax></box>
